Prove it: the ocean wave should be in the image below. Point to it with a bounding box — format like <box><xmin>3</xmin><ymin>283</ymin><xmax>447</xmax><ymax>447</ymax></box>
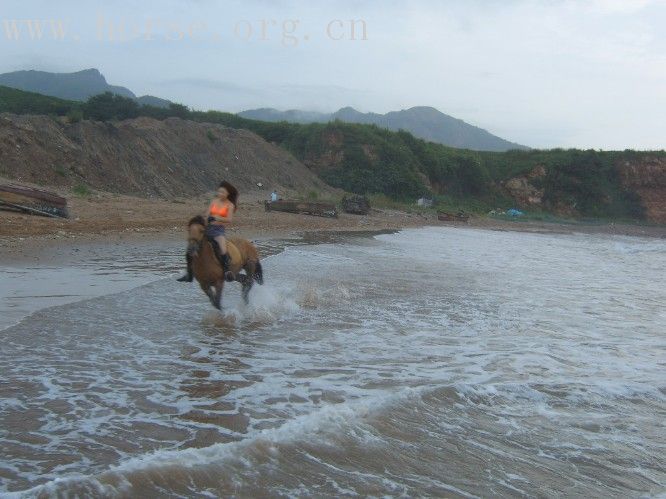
<box><xmin>14</xmin><ymin>386</ymin><xmax>426</xmax><ymax>498</ymax></box>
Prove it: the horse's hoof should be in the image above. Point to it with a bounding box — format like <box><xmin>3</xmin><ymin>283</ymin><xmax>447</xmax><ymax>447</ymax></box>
<box><xmin>224</xmin><ymin>271</ymin><xmax>235</xmax><ymax>282</ymax></box>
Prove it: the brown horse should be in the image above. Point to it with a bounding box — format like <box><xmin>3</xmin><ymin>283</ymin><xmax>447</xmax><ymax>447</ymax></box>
<box><xmin>184</xmin><ymin>215</ymin><xmax>264</xmax><ymax>309</ymax></box>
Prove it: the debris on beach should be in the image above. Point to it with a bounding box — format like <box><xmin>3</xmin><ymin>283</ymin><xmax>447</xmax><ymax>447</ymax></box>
<box><xmin>437</xmin><ymin>210</ymin><xmax>470</xmax><ymax>223</ymax></box>
<box><xmin>0</xmin><ymin>184</ymin><xmax>69</xmax><ymax>218</ymax></box>
<box><xmin>342</xmin><ymin>195</ymin><xmax>370</xmax><ymax>215</ymax></box>
<box><xmin>264</xmin><ymin>199</ymin><xmax>338</xmax><ymax>218</ymax></box>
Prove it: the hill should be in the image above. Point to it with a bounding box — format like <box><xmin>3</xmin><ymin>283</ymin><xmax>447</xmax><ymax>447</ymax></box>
<box><xmin>0</xmin><ymin>85</ymin><xmax>76</xmax><ymax>116</ymax></box>
<box><xmin>237</xmin><ymin>108</ymin><xmax>330</xmax><ymax>124</ymax></box>
<box><xmin>238</xmin><ymin>105</ymin><xmax>529</xmax><ymax>152</ymax></box>
<box><xmin>2</xmin><ymin>68</ymin><xmax>524</xmax><ymax>150</ymax></box>
<box><xmin>0</xmin><ymin>113</ymin><xmax>331</xmax><ymax>198</ymax></box>
<box><xmin>1</xmin><ymin>85</ymin><xmax>664</xmax><ymax>223</ymax></box>
<box><xmin>0</xmin><ymin>69</ymin><xmax>172</xmax><ymax>108</ymax></box>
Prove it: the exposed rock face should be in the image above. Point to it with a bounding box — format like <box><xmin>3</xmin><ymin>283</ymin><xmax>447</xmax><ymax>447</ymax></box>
<box><xmin>303</xmin><ymin>130</ymin><xmax>344</xmax><ymax>172</ymax></box>
<box><xmin>0</xmin><ymin>114</ymin><xmax>330</xmax><ymax>198</ymax></box>
<box><xmin>302</xmin><ymin>130</ymin><xmax>381</xmax><ymax>174</ymax></box>
<box><xmin>617</xmin><ymin>157</ymin><xmax>666</xmax><ymax>224</ymax></box>
<box><xmin>502</xmin><ymin>165</ymin><xmax>546</xmax><ymax>207</ymax></box>
<box><xmin>361</xmin><ymin>144</ymin><xmax>378</xmax><ymax>162</ymax></box>
<box><xmin>501</xmin><ymin>160</ymin><xmax>666</xmax><ymax>223</ymax></box>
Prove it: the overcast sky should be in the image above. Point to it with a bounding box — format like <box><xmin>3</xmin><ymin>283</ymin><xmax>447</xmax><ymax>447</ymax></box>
<box><xmin>1</xmin><ymin>0</ymin><xmax>665</xmax><ymax>149</ymax></box>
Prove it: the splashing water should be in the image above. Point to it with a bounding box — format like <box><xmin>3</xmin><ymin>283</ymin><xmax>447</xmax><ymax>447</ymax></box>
<box><xmin>1</xmin><ymin>227</ymin><xmax>664</xmax><ymax>497</ymax></box>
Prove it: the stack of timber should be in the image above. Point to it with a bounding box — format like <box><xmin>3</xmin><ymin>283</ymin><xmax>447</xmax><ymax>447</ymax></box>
<box><xmin>265</xmin><ymin>200</ymin><xmax>338</xmax><ymax>218</ymax></box>
<box><xmin>0</xmin><ymin>184</ymin><xmax>69</xmax><ymax>218</ymax></box>
<box><xmin>437</xmin><ymin>211</ymin><xmax>469</xmax><ymax>223</ymax></box>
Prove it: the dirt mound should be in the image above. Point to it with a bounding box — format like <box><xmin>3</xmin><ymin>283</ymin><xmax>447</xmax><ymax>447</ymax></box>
<box><xmin>0</xmin><ymin>114</ymin><xmax>331</xmax><ymax>198</ymax></box>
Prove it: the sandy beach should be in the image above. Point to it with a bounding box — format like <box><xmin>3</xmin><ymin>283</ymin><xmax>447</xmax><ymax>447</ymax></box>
<box><xmin>0</xmin><ymin>190</ymin><xmax>433</xmax><ymax>263</ymax></box>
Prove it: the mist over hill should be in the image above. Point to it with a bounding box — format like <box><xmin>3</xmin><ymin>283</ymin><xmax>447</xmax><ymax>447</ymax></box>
<box><xmin>0</xmin><ymin>68</ymin><xmax>526</xmax><ymax>150</ymax></box>
<box><xmin>238</xmin><ymin>106</ymin><xmax>529</xmax><ymax>152</ymax></box>
<box><xmin>0</xmin><ymin>69</ymin><xmax>171</xmax><ymax>108</ymax></box>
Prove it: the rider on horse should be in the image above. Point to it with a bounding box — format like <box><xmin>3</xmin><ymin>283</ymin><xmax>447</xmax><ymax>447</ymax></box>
<box><xmin>177</xmin><ymin>180</ymin><xmax>238</xmax><ymax>283</ymax></box>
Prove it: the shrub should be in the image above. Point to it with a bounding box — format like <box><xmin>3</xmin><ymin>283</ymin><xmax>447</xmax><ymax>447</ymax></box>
<box><xmin>83</xmin><ymin>92</ymin><xmax>139</xmax><ymax>121</ymax></box>
<box><xmin>73</xmin><ymin>184</ymin><xmax>91</xmax><ymax>196</ymax></box>
<box><xmin>66</xmin><ymin>108</ymin><xmax>83</xmax><ymax>123</ymax></box>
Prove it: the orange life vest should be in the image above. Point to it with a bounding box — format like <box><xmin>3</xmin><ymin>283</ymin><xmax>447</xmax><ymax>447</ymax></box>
<box><xmin>209</xmin><ymin>201</ymin><xmax>231</xmax><ymax>218</ymax></box>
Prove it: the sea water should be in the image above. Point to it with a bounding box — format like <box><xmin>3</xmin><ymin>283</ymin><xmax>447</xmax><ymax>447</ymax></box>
<box><xmin>0</xmin><ymin>227</ymin><xmax>664</xmax><ymax>497</ymax></box>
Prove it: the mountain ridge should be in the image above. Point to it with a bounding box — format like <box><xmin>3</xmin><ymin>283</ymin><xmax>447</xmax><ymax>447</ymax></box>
<box><xmin>0</xmin><ymin>68</ymin><xmax>527</xmax><ymax>150</ymax></box>
<box><xmin>238</xmin><ymin>105</ymin><xmax>529</xmax><ymax>152</ymax></box>
<box><xmin>0</xmin><ymin>68</ymin><xmax>172</xmax><ymax>108</ymax></box>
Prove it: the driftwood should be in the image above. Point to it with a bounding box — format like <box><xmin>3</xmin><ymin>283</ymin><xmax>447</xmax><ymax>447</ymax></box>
<box><xmin>438</xmin><ymin>211</ymin><xmax>469</xmax><ymax>223</ymax></box>
<box><xmin>0</xmin><ymin>184</ymin><xmax>69</xmax><ymax>218</ymax></box>
<box><xmin>265</xmin><ymin>200</ymin><xmax>338</xmax><ymax>218</ymax></box>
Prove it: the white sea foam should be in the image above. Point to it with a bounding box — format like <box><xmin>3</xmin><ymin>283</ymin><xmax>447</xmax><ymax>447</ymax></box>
<box><xmin>2</xmin><ymin>227</ymin><xmax>665</xmax><ymax>497</ymax></box>
<box><xmin>15</xmin><ymin>386</ymin><xmax>426</xmax><ymax>498</ymax></box>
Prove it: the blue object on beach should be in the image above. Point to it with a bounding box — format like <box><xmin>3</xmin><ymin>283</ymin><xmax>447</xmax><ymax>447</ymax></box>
<box><xmin>507</xmin><ymin>209</ymin><xmax>524</xmax><ymax>217</ymax></box>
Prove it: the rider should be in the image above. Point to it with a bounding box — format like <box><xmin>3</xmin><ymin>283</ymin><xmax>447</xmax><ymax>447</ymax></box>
<box><xmin>177</xmin><ymin>180</ymin><xmax>238</xmax><ymax>283</ymax></box>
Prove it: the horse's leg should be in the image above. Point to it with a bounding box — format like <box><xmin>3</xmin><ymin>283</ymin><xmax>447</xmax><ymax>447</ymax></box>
<box><xmin>241</xmin><ymin>262</ymin><xmax>255</xmax><ymax>305</ymax></box>
<box><xmin>254</xmin><ymin>261</ymin><xmax>264</xmax><ymax>285</ymax></box>
<box><xmin>199</xmin><ymin>282</ymin><xmax>215</xmax><ymax>307</ymax></box>
<box><xmin>213</xmin><ymin>280</ymin><xmax>224</xmax><ymax>310</ymax></box>
<box><xmin>242</xmin><ymin>278</ymin><xmax>254</xmax><ymax>305</ymax></box>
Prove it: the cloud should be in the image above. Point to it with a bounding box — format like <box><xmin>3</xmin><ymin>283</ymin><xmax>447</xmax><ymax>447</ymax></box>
<box><xmin>585</xmin><ymin>0</ymin><xmax>656</xmax><ymax>13</ymax></box>
<box><xmin>1</xmin><ymin>0</ymin><xmax>664</xmax><ymax>148</ymax></box>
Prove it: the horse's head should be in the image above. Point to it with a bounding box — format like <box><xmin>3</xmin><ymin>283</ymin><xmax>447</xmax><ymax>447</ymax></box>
<box><xmin>186</xmin><ymin>215</ymin><xmax>207</xmax><ymax>257</ymax></box>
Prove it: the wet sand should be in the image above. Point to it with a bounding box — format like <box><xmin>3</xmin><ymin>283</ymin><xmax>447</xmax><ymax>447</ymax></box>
<box><xmin>0</xmin><ymin>190</ymin><xmax>431</xmax><ymax>265</ymax></box>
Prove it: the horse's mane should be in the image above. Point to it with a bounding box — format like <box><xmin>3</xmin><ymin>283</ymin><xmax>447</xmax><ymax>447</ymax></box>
<box><xmin>188</xmin><ymin>215</ymin><xmax>206</xmax><ymax>227</ymax></box>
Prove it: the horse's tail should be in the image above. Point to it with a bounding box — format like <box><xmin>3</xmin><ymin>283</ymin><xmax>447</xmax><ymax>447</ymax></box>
<box><xmin>254</xmin><ymin>261</ymin><xmax>264</xmax><ymax>285</ymax></box>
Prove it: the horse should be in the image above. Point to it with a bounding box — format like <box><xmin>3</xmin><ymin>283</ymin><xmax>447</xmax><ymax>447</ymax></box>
<box><xmin>184</xmin><ymin>215</ymin><xmax>264</xmax><ymax>310</ymax></box>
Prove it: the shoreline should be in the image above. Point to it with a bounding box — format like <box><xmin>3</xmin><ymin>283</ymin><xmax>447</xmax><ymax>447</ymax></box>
<box><xmin>1</xmin><ymin>195</ymin><xmax>664</xmax><ymax>337</ymax></box>
<box><xmin>0</xmin><ymin>225</ymin><xmax>401</xmax><ymax>333</ymax></box>
<box><xmin>1</xmin><ymin>190</ymin><xmax>665</xmax><ymax>267</ymax></box>
<box><xmin>2</xmin><ymin>216</ymin><xmax>663</xmax><ymax>268</ymax></box>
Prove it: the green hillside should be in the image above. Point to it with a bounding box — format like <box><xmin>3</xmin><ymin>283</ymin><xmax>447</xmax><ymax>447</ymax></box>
<box><xmin>0</xmin><ymin>85</ymin><xmax>80</xmax><ymax>116</ymax></box>
<box><xmin>1</xmin><ymin>86</ymin><xmax>663</xmax><ymax>221</ymax></box>
<box><xmin>0</xmin><ymin>69</ymin><xmax>135</xmax><ymax>101</ymax></box>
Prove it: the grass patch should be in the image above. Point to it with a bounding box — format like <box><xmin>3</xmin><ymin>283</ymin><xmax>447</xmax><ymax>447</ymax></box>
<box><xmin>66</xmin><ymin>108</ymin><xmax>83</xmax><ymax>123</ymax></box>
<box><xmin>366</xmin><ymin>194</ymin><xmax>415</xmax><ymax>211</ymax></box>
<box><xmin>433</xmin><ymin>196</ymin><xmax>492</xmax><ymax>215</ymax></box>
<box><xmin>72</xmin><ymin>184</ymin><xmax>91</xmax><ymax>197</ymax></box>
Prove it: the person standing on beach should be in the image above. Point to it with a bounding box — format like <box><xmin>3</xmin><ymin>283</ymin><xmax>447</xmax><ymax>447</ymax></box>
<box><xmin>177</xmin><ymin>180</ymin><xmax>238</xmax><ymax>283</ymax></box>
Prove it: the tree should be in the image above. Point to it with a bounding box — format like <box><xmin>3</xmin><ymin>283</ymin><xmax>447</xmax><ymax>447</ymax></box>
<box><xmin>83</xmin><ymin>92</ymin><xmax>139</xmax><ymax>121</ymax></box>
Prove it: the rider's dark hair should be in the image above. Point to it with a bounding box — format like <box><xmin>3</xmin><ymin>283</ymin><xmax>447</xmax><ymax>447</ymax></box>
<box><xmin>219</xmin><ymin>181</ymin><xmax>238</xmax><ymax>212</ymax></box>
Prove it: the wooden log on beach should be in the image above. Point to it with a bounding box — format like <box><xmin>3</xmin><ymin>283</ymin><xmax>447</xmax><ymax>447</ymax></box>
<box><xmin>0</xmin><ymin>184</ymin><xmax>69</xmax><ymax>218</ymax></box>
<box><xmin>265</xmin><ymin>200</ymin><xmax>338</xmax><ymax>218</ymax></box>
<box><xmin>437</xmin><ymin>211</ymin><xmax>469</xmax><ymax>223</ymax></box>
